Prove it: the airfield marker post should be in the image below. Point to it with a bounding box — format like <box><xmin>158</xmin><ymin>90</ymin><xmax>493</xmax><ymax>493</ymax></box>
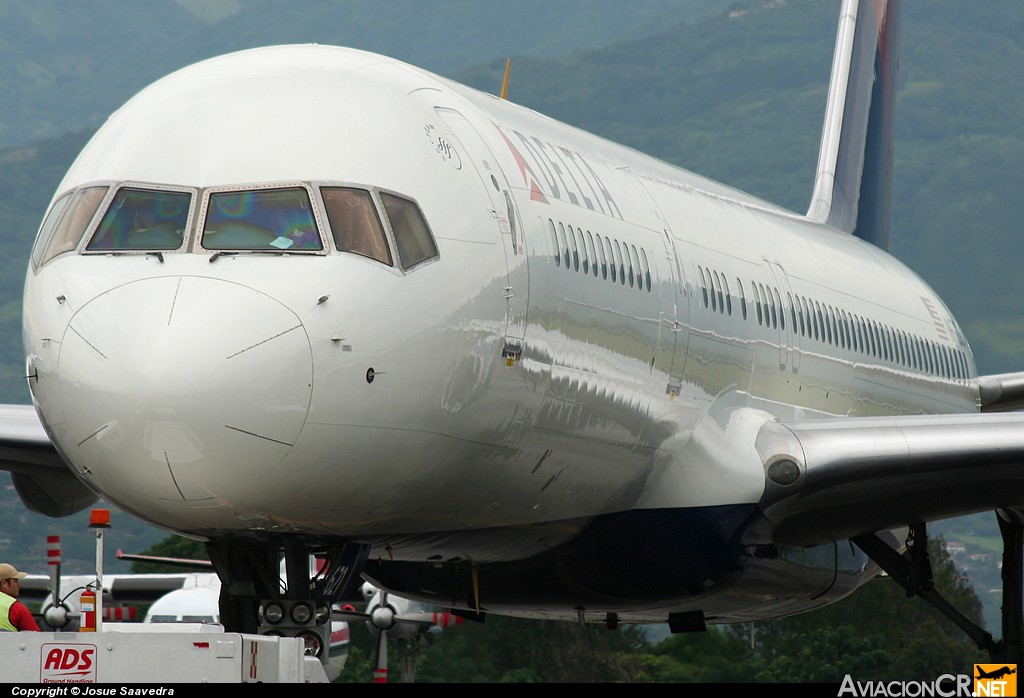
<box><xmin>89</xmin><ymin>508</ymin><xmax>111</xmax><ymax>632</ymax></box>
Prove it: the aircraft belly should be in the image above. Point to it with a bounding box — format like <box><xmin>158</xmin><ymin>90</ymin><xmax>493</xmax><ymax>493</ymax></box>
<box><xmin>363</xmin><ymin>504</ymin><xmax>877</xmax><ymax>622</ymax></box>
<box><xmin>266</xmin><ymin>421</ymin><xmax>656</xmax><ymax>539</ymax></box>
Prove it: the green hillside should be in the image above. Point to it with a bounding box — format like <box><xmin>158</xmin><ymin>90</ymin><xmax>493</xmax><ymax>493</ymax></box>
<box><xmin>0</xmin><ymin>0</ymin><xmax>727</xmax><ymax>149</ymax></box>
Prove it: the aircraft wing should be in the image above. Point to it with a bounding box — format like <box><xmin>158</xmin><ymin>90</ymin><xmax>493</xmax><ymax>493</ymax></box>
<box><xmin>6</xmin><ymin>390</ymin><xmax>1024</xmax><ymax>557</ymax></box>
<box><xmin>978</xmin><ymin>372</ymin><xmax>1024</xmax><ymax>412</ymax></box>
<box><xmin>0</xmin><ymin>403</ymin><xmax>98</xmax><ymax>517</ymax></box>
<box><xmin>758</xmin><ymin>411</ymin><xmax>1024</xmax><ymax>546</ymax></box>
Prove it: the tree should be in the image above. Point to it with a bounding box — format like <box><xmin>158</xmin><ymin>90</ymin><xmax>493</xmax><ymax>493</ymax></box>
<box><xmin>746</xmin><ymin>537</ymin><xmax>988</xmax><ymax>682</ymax></box>
<box><xmin>647</xmin><ymin>626</ymin><xmax>760</xmax><ymax>682</ymax></box>
<box><xmin>362</xmin><ymin>615</ymin><xmax>650</xmax><ymax>683</ymax></box>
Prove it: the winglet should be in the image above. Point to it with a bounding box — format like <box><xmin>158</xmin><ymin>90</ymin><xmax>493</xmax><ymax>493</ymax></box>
<box><xmin>806</xmin><ymin>0</ymin><xmax>902</xmax><ymax>250</ymax></box>
<box><xmin>500</xmin><ymin>58</ymin><xmax>511</xmax><ymax>100</ymax></box>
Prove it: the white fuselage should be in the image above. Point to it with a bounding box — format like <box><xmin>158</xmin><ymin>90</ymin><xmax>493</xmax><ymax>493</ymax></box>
<box><xmin>21</xmin><ymin>45</ymin><xmax>977</xmax><ymax>620</ymax></box>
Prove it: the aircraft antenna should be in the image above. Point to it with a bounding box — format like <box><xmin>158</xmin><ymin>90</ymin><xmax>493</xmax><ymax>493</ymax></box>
<box><xmin>471</xmin><ymin>558</ymin><xmax>481</xmax><ymax>611</ymax></box>
<box><xmin>500</xmin><ymin>58</ymin><xmax>511</xmax><ymax>100</ymax></box>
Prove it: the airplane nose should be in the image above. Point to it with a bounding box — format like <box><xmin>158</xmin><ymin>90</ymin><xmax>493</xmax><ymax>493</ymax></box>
<box><xmin>54</xmin><ymin>276</ymin><xmax>312</xmax><ymax>507</ymax></box>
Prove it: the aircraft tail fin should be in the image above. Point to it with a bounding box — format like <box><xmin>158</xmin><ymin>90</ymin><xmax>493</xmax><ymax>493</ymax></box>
<box><xmin>806</xmin><ymin>0</ymin><xmax>902</xmax><ymax>250</ymax></box>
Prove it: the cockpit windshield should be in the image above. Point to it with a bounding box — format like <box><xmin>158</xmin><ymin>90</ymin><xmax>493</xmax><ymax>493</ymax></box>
<box><xmin>202</xmin><ymin>187</ymin><xmax>322</xmax><ymax>251</ymax></box>
<box><xmin>381</xmin><ymin>192</ymin><xmax>439</xmax><ymax>269</ymax></box>
<box><xmin>37</xmin><ymin>179</ymin><xmax>439</xmax><ymax>270</ymax></box>
<box><xmin>87</xmin><ymin>187</ymin><xmax>191</xmax><ymax>251</ymax></box>
<box><xmin>321</xmin><ymin>187</ymin><xmax>392</xmax><ymax>265</ymax></box>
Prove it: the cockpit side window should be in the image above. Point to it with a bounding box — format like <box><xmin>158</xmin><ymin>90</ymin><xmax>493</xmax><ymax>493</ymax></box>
<box><xmin>380</xmin><ymin>193</ymin><xmax>438</xmax><ymax>270</ymax></box>
<box><xmin>202</xmin><ymin>187</ymin><xmax>322</xmax><ymax>251</ymax></box>
<box><xmin>31</xmin><ymin>192</ymin><xmax>72</xmax><ymax>268</ymax></box>
<box><xmin>321</xmin><ymin>187</ymin><xmax>392</xmax><ymax>265</ymax></box>
<box><xmin>34</xmin><ymin>186</ymin><xmax>108</xmax><ymax>267</ymax></box>
<box><xmin>88</xmin><ymin>187</ymin><xmax>190</xmax><ymax>251</ymax></box>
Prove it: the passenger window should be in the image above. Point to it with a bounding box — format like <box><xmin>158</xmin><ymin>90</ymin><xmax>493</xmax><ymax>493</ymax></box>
<box><xmin>573</xmin><ymin>227</ymin><xmax>581</xmax><ymax>272</ymax></box>
<box><xmin>626</xmin><ymin>244</ymin><xmax>634</xmax><ymax>288</ymax></box>
<box><xmin>89</xmin><ymin>187</ymin><xmax>191</xmax><ymax>251</ymax></box>
<box><xmin>602</xmin><ymin>237</ymin><xmax>612</xmax><ymax>281</ymax></box>
<box><xmin>596</xmin><ymin>234</ymin><xmax>608</xmax><ymax>279</ymax></box>
<box><xmin>581</xmin><ymin>228</ymin><xmax>589</xmax><ymax>274</ymax></box>
<box><xmin>558</xmin><ymin>223</ymin><xmax>569</xmax><ymax>268</ymax></box>
<box><xmin>586</xmin><ymin>231</ymin><xmax>597</xmax><ymax>277</ymax></box>
<box><xmin>550</xmin><ymin>220</ymin><xmax>559</xmax><ymax>266</ymax></box>
<box><xmin>322</xmin><ymin>187</ymin><xmax>392</xmax><ymax>265</ymax></box>
<box><xmin>202</xmin><ymin>187</ymin><xmax>320</xmax><ymax>251</ymax></box>
<box><xmin>380</xmin><ymin>193</ymin><xmax>438</xmax><ymax>269</ymax></box>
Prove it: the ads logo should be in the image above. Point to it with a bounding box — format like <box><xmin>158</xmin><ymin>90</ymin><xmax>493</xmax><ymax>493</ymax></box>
<box><xmin>975</xmin><ymin>664</ymin><xmax>1018</xmax><ymax>697</ymax></box>
<box><xmin>40</xmin><ymin>643</ymin><xmax>97</xmax><ymax>683</ymax></box>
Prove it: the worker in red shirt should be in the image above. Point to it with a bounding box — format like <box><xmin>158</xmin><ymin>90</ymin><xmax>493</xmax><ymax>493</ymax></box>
<box><xmin>0</xmin><ymin>563</ymin><xmax>40</xmax><ymax>631</ymax></box>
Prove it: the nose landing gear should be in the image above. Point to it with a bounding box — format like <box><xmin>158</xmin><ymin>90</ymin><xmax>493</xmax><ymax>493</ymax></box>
<box><xmin>207</xmin><ymin>537</ymin><xmax>370</xmax><ymax>663</ymax></box>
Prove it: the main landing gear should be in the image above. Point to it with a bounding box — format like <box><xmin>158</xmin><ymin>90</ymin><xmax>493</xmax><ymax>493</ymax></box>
<box><xmin>852</xmin><ymin>511</ymin><xmax>1024</xmax><ymax>663</ymax></box>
